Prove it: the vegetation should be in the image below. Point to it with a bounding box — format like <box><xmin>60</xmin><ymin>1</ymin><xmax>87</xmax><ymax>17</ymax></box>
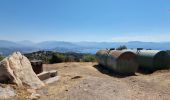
<box><xmin>25</xmin><ymin>51</ymin><xmax>96</xmax><ymax>64</ymax></box>
<box><xmin>82</xmin><ymin>54</ymin><xmax>96</xmax><ymax>62</ymax></box>
<box><xmin>0</xmin><ymin>55</ymin><xmax>4</xmax><ymax>61</ymax></box>
<box><xmin>50</xmin><ymin>53</ymin><xmax>66</xmax><ymax>63</ymax></box>
<box><xmin>116</xmin><ymin>45</ymin><xmax>127</xmax><ymax>50</ymax></box>
<box><xmin>166</xmin><ymin>50</ymin><xmax>170</xmax><ymax>54</ymax></box>
<box><xmin>24</xmin><ymin>51</ymin><xmax>53</xmax><ymax>63</ymax></box>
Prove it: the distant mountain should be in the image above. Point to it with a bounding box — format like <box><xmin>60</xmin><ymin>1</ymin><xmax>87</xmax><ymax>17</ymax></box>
<box><xmin>74</xmin><ymin>42</ymin><xmax>124</xmax><ymax>48</ymax></box>
<box><xmin>124</xmin><ymin>41</ymin><xmax>170</xmax><ymax>50</ymax></box>
<box><xmin>37</xmin><ymin>41</ymin><xmax>79</xmax><ymax>49</ymax></box>
<box><xmin>75</xmin><ymin>41</ymin><xmax>170</xmax><ymax>50</ymax></box>
<box><xmin>0</xmin><ymin>40</ymin><xmax>22</xmax><ymax>48</ymax></box>
<box><xmin>17</xmin><ymin>40</ymin><xmax>36</xmax><ymax>47</ymax></box>
<box><xmin>0</xmin><ymin>40</ymin><xmax>170</xmax><ymax>56</ymax></box>
<box><xmin>0</xmin><ymin>40</ymin><xmax>38</xmax><ymax>56</ymax></box>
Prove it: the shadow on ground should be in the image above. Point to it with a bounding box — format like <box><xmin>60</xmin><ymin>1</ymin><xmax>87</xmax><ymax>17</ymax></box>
<box><xmin>137</xmin><ymin>67</ymin><xmax>154</xmax><ymax>75</ymax></box>
<box><xmin>93</xmin><ymin>64</ymin><xmax>137</xmax><ymax>78</ymax></box>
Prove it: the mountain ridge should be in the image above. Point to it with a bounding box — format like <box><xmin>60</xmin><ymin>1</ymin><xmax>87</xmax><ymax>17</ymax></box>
<box><xmin>0</xmin><ymin>40</ymin><xmax>170</xmax><ymax>56</ymax></box>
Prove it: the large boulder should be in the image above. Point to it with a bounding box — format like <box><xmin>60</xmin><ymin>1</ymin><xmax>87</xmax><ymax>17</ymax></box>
<box><xmin>0</xmin><ymin>85</ymin><xmax>16</xmax><ymax>99</ymax></box>
<box><xmin>0</xmin><ymin>52</ymin><xmax>44</xmax><ymax>89</ymax></box>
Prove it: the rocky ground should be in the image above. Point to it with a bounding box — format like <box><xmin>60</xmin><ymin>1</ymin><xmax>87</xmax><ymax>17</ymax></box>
<box><xmin>2</xmin><ymin>62</ymin><xmax>170</xmax><ymax>100</ymax></box>
<box><xmin>32</xmin><ymin>62</ymin><xmax>170</xmax><ymax>100</ymax></box>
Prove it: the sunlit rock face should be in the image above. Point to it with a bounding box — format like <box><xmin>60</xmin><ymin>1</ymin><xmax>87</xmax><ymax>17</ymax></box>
<box><xmin>0</xmin><ymin>52</ymin><xmax>44</xmax><ymax>89</ymax></box>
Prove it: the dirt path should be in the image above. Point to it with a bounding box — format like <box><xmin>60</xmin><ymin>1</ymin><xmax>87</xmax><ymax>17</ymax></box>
<box><xmin>37</xmin><ymin>62</ymin><xmax>170</xmax><ymax>100</ymax></box>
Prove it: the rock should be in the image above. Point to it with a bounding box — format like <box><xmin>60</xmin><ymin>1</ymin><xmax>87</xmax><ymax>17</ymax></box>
<box><xmin>83</xmin><ymin>88</ymin><xmax>88</xmax><ymax>92</ymax></box>
<box><xmin>27</xmin><ymin>88</ymin><xmax>36</xmax><ymax>94</ymax></box>
<box><xmin>29</xmin><ymin>93</ymin><xmax>41</xmax><ymax>100</ymax></box>
<box><xmin>0</xmin><ymin>52</ymin><xmax>44</xmax><ymax>89</ymax></box>
<box><xmin>0</xmin><ymin>86</ymin><xmax>16</xmax><ymax>99</ymax></box>
<box><xmin>71</xmin><ymin>76</ymin><xmax>82</xmax><ymax>79</ymax></box>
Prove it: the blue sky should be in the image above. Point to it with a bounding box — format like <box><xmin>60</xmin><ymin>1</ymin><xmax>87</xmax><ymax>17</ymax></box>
<box><xmin>0</xmin><ymin>0</ymin><xmax>170</xmax><ymax>42</ymax></box>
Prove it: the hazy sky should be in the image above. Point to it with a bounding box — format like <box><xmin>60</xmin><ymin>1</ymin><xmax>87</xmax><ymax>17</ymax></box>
<box><xmin>0</xmin><ymin>0</ymin><xmax>170</xmax><ymax>42</ymax></box>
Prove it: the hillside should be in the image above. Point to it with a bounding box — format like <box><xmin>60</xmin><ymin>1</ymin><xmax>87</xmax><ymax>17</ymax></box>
<box><xmin>1</xmin><ymin>40</ymin><xmax>170</xmax><ymax>56</ymax></box>
<box><xmin>24</xmin><ymin>51</ymin><xmax>96</xmax><ymax>64</ymax></box>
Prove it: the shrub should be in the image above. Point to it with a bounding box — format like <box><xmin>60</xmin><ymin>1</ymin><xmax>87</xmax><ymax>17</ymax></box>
<box><xmin>116</xmin><ymin>45</ymin><xmax>127</xmax><ymax>50</ymax></box>
<box><xmin>25</xmin><ymin>51</ymin><xmax>97</xmax><ymax>63</ymax></box>
<box><xmin>65</xmin><ymin>55</ymin><xmax>76</xmax><ymax>62</ymax></box>
<box><xmin>0</xmin><ymin>55</ymin><xmax>4</xmax><ymax>61</ymax></box>
<box><xmin>50</xmin><ymin>53</ymin><xmax>66</xmax><ymax>63</ymax></box>
<box><xmin>82</xmin><ymin>55</ymin><xmax>96</xmax><ymax>62</ymax></box>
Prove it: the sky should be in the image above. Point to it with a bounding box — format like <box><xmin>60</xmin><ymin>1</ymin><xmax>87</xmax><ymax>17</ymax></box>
<box><xmin>0</xmin><ymin>0</ymin><xmax>170</xmax><ymax>42</ymax></box>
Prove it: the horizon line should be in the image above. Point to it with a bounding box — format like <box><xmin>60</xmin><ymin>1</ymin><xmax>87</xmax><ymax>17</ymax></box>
<box><xmin>1</xmin><ymin>39</ymin><xmax>170</xmax><ymax>43</ymax></box>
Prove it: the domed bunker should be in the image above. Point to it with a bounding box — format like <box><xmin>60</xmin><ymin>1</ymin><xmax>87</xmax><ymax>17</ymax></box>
<box><xmin>96</xmin><ymin>50</ymin><xmax>138</xmax><ymax>75</ymax></box>
<box><xmin>96</xmin><ymin>49</ymin><xmax>109</xmax><ymax>66</ymax></box>
<box><xmin>134</xmin><ymin>50</ymin><xmax>170</xmax><ymax>71</ymax></box>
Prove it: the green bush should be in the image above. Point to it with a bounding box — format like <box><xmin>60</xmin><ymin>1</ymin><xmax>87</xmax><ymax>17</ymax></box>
<box><xmin>65</xmin><ymin>55</ymin><xmax>76</xmax><ymax>62</ymax></box>
<box><xmin>0</xmin><ymin>55</ymin><xmax>4</xmax><ymax>61</ymax></box>
<box><xmin>116</xmin><ymin>45</ymin><xmax>127</xmax><ymax>50</ymax></box>
<box><xmin>166</xmin><ymin>50</ymin><xmax>170</xmax><ymax>54</ymax></box>
<box><xmin>82</xmin><ymin>55</ymin><xmax>96</xmax><ymax>62</ymax></box>
<box><xmin>50</xmin><ymin>53</ymin><xmax>66</xmax><ymax>63</ymax></box>
<box><xmin>25</xmin><ymin>51</ymin><xmax>97</xmax><ymax>64</ymax></box>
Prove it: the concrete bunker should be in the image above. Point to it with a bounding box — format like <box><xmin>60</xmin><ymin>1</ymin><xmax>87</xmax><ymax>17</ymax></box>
<box><xmin>132</xmin><ymin>50</ymin><xmax>170</xmax><ymax>71</ymax></box>
<box><xmin>96</xmin><ymin>50</ymin><xmax>138</xmax><ymax>75</ymax></box>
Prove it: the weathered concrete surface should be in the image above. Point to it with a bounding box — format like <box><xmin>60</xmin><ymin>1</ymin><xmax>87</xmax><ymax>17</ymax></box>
<box><xmin>37</xmin><ymin>70</ymin><xmax>59</xmax><ymax>84</ymax></box>
<box><xmin>38</xmin><ymin>70</ymin><xmax>58</xmax><ymax>81</ymax></box>
<box><xmin>0</xmin><ymin>52</ymin><xmax>44</xmax><ymax>89</ymax></box>
<box><xmin>31</xmin><ymin>60</ymin><xmax>43</xmax><ymax>74</ymax></box>
<box><xmin>43</xmin><ymin>76</ymin><xmax>60</xmax><ymax>84</ymax></box>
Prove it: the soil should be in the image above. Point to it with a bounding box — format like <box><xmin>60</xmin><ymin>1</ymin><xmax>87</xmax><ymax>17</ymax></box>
<box><xmin>34</xmin><ymin>62</ymin><xmax>170</xmax><ymax>100</ymax></box>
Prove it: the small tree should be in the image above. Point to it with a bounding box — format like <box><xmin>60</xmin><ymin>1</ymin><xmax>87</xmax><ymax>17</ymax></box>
<box><xmin>65</xmin><ymin>55</ymin><xmax>75</xmax><ymax>62</ymax></box>
<box><xmin>82</xmin><ymin>55</ymin><xmax>96</xmax><ymax>62</ymax></box>
<box><xmin>50</xmin><ymin>53</ymin><xmax>65</xmax><ymax>63</ymax></box>
<box><xmin>116</xmin><ymin>45</ymin><xmax>127</xmax><ymax>50</ymax></box>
